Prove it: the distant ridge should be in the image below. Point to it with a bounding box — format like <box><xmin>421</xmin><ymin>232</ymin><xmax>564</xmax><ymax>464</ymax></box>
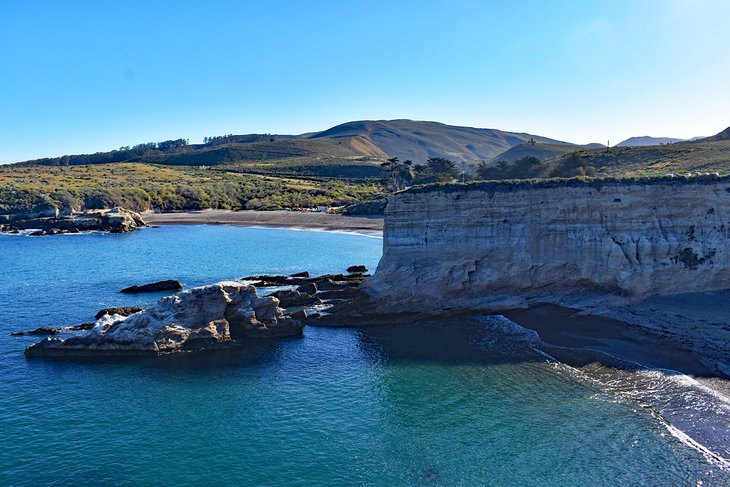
<box><xmin>617</xmin><ymin>136</ymin><xmax>683</xmax><ymax>147</ymax></box>
<box><xmin>310</xmin><ymin>119</ymin><xmax>569</xmax><ymax>165</ymax></box>
<box><xmin>701</xmin><ymin>126</ymin><xmax>730</xmax><ymax>142</ymax></box>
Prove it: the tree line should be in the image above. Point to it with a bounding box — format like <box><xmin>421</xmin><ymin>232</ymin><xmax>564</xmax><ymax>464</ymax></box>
<box><xmin>26</xmin><ymin>139</ymin><xmax>190</xmax><ymax>167</ymax></box>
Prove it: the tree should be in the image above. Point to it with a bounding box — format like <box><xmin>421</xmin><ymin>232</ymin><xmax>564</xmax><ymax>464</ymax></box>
<box><xmin>410</xmin><ymin>157</ymin><xmax>459</xmax><ymax>184</ymax></box>
<box><xmin>426</xmin><ymin>157</ymin><xmax>459</xmax><ymax>182</ymax></box>
<box><xmin>380</xmin><ymin>157</ymin><xmax>413</xmax><ymax>191</ymax></box>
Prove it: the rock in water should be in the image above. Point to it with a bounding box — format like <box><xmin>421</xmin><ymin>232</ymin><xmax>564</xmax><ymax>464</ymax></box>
<box><xmin>346</xmin><ymin>265</ymin><xmax>368</xmax><ymax>273</ymax></box>
<box><xmin>5</xmin><ymin>207</ymin><xmax>146</xmax><ymax>235</ymax></box>
<box><xmin>95</xmin><ymin>306</ymin><xmax>145</xmax><ymax>319</ymax></box>
<box><xmin>25</xmin><ymin>281</ymin><xmax>303</xmax><ymax>357</ymax></box>
<box><xmin>102</xmin><ymin>207</ymin><xmax>146</xmax><ymax>233</ymax></box>
<box><xmin>270</xmin><ymin>289</ymin><xmax>322</xmax><ymax>307</ymax></box>
<box><xmin>120</xmin><ymin>280</ymin><xmax>183</xmax><ymax>294</ymax></box>
<box><xmin>10</xmin><ymin>327</ymin><xmax>61</xmax><ymax>336</ymax></box>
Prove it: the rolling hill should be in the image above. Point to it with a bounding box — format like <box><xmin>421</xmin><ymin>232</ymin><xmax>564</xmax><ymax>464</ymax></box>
<box><xmin>4</xmin><ymin>121</ymin><xmax>730</xmax><ymax>217</ymax></box>
<box><xmin>310</xmin><ymin>119</ymin><xmax>569</xmax><ymax>166</ymax></box>
<box><xmin>11</xmin><ymin>119</ymin><xmax>574</xmax><ymax>177</ymax></box>
<box><xmin>489</xmin><ymin>142</ymin><xmax>597</xmax><ymax>164</ymax></box>
<box><xmin>616</xmin><ymin>136</ymin><xmax>683</xmax><ymax>147</ymax></box>
<box><xmin>700</xmin><ymin>126</ymin><xmax>730</xmax><ymax>142</ymax></box>
<box><xmin>20</xmin><ymin>136</ymin><xmax>389</xmax><ymax>180</ymax></box>
<box><xmin>475</xmin><ymin>125</ymin><xmax>730</xmax><ymax>180</ymax></box>
<box><xmin>535</xmin><ymin>139</ymin><xmax>730</xmax><ymax>178</ymax></box>
<box><xmin>9</xmin><ymin>120</ymin><xmax>730</xmax><ymax>187</ymax></box>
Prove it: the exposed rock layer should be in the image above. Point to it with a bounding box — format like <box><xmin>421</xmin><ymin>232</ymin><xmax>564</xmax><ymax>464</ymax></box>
<box><xmin>362</xmin><ymin>177</ymin><xmax>730</xmax><ymax>312</ymax></box>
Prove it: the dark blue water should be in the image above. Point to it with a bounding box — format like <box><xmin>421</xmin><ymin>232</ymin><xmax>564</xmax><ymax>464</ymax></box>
<box><xmin>1</xmin><ymin>226</ymin><xmax>727</xmax><ymax>486</ymax></box>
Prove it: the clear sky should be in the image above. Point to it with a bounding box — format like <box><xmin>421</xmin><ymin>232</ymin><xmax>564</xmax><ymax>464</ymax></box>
<box><xmin>1</xmin><ymin>0</ymin><xmax>729</xmax><ymax>163</ymax></box>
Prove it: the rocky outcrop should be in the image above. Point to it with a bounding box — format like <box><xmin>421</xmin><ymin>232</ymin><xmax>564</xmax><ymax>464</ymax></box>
<box><xmin>242</xmin><ymin>272</ymin><xmax>368</xmax><ymax>289</ymax></box>
<box><xmin>2</xmin><ymin>207</ymin><xmax>145</xmax><ymax>235</ymax></box>
<box><xmin>95</xmin><ymin>306</ymin><xmax>145</xmax><ymax>319</ymax></box>
<box><xmin>270</xmin><ymin>289</ymin><xmax>322</xmax><ymax>307</ymax></box>
<box><xmin>120</xmin><ymin>280</ymin><xmax>182</xmax><ymax>294</ymax></box>
<box><xmin>362</xmin><ymin>177</ymin><xmax>730</xmax><ymax>313</ymax></box>
<box><xmin>25</xmin><ymin>281</ymin><xmax>303</xmax><ymax>357</ymax></box>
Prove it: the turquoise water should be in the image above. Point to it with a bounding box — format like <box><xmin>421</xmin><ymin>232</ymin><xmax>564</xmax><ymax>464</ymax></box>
<box><xmin>0</xmin><ymin>225</ymin><xmax>727</xmax><ymax>486</ymax></box>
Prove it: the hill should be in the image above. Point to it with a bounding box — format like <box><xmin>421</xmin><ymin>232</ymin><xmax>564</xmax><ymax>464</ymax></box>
<box><xmin>7</xmin><ymin>120</ymin><xmax>730</xmax><ymax>215</ymax></box>
<box><xmin>9</xmin><ymin>119</ymin><xmax>573</xmax><ymax>178</ymax></box>
<box><xmin>700</xmin><ymin>126</ymin><xmax>730</xmax><ymax>142</ymax></box>
<box><xmin>474</xmin><ymin>123</ymin><xmax>730</xmax><ymax>181</ymax></box>
<box><xmin>310</xmin><ymin>119</ymin><xmax>569</xmax><ymax>166</ymax></box>
<box><xmin>530</xmin><ymin>139</ymin><xmax>730</xmax><ymax>179</ymax></box>
<box><xmin>617</xmin><ymin>136</ymin><xmax>683</xmax><ymax>147</ymax></box>
<box><xmin>490</xmin><ymin>142</ymin><xmax>587</xmax><ymax>164</ymax></box>
<box><xmin>19</xmin><ymin>136</ymin><xmax>389</xmax><ymax>180</ymax></box>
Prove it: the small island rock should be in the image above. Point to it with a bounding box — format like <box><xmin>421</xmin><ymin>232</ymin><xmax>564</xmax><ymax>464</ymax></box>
<box><xmin>95</xmin><ymin>306</ymin><xmax>145</xmax><ymax>319</ymax></box>
<box><xmin>26</xmin><ymin>281</ymin><xmax>303</xmax><ymax>357</ymax></box>
<box><xmin>120</xmin><ymin>280</ymin><xmax>183</xmax><ymax>294</ymax></box>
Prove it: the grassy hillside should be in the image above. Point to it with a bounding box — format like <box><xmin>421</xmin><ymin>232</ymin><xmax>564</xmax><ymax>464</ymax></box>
<box><xmin>539</xmin><ymin>139</ymin><xmax>730</xmax><ymax>178</ymax></box>
<box><xmin>702</xmin><ymin>126</ymin><xmax>730</xmax><ymax>142</ymax></box>
<box><xmin>311</xmin><ymin>119</ymin><xmax>569</xmax><ymax>166</ymax></box>
<box><xmin>217</xmin><ymin>157</ymin><xmax>385</xmax><ymax>180</ymax></box>
<box><xmin>476</xmin><ymin>138</ymin><xmax>730</xmax><ymax>181</ymax></box>
<box><xmin>0</xmin><ymin>163</ymin><xmax>381</xmax><ymax>214</ymax></box>
<box><xmin>489</xmin><ymin>142</ymin><xmax>586</xmax><ymax>164</ymax></box>
<box><xmin>11</xmin><ymin>119</ymin><xmax>573</xmax><ymax>177</ymax></box>
<box><xmin>13</xmin><ymin>135</ymin><xmax>390</xmax><ymax>184</ymax></box>
<box><xmin>616</xmin><ymin>136</ymin><xmax>683</xmax><ymax>147</ymax></box>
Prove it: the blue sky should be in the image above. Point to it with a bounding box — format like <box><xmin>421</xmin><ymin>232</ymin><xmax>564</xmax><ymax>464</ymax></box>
<box><xmin>1</xmin><ymin>0</ymin><xmax>729</xmax><ymax>163</ymax></box>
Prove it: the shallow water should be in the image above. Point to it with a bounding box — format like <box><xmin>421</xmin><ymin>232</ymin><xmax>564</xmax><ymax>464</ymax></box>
<box><xmin>1</xmin><ymin>226</ymin><xmax>728</xmax><ymax>485</ymax></box>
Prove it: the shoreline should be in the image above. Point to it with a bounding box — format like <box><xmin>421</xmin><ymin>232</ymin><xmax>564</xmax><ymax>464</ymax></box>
<box><xmin>501</xmin><ymin>301</ymin><xmax>730</xmax><ymax>401</ymax></box>
<box><xmin>143</xmin><ymin>209</ymin><xmax>384</xmax><ymax>234</ymax></box>
<box><xmin>502</xmin><ymin>302</ymin><xmax>730</xmax><ymax>466</ymax></box>
<box><xmin>502</xmin><ymin>303</ymin><xmax>724</xmax><ymax>379</ymax></box>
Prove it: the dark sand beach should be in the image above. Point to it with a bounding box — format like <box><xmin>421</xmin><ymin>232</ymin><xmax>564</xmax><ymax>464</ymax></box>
<box><xmin>144</xmin><ymin>209</ymin><xmax>384</xmax><ymax>233</ymax></box>
<box><xmin>504</xmin><ymin>304</ymin><xmax>715</xmax><ymax>375</ymax></box>
<box><xmin>504</xmin><ymin>302</ymin><xmax>730</xmax><ymax>398</ymax></box>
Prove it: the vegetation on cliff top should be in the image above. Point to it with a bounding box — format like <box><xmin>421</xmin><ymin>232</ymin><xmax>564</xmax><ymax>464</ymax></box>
<box><xmin>404</xmin><ymin>173</ymin><xmax>730</xmax><ymax>195</ymax></box>
<box><xmin>476</xmin><ymin>138</ymin><xmax>730</xmax><ymax>180</ymax></box>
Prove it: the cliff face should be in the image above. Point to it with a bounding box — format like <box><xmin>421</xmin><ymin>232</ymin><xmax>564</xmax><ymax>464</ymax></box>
<box><xmin>362</xmin><ymin>178</ymin><xmax>730</xmax><ymax>312</ymax></box>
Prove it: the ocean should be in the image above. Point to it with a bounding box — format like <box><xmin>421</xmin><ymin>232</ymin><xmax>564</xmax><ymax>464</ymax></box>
<box><xmin>1</xmin><ymin>225</ymin><xmax>728</xmax><ymax>486</ymax></box>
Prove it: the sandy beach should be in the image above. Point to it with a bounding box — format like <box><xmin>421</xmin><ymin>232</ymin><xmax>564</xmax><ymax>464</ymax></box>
<box><xmin>143</xmin><ymin>209</ymin><xmax>384</xmax><ymax>234</ymax></box>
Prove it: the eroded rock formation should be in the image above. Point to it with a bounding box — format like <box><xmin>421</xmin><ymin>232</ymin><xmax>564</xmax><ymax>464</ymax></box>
<box><xmin>362</xmin><ymin>177</ymin><xmax>730</xmax><ymax>313</ymax></box>
<box><xmin>25</xmin><ymin>281</ymin><xmax>302</xmax><ymax>357</ymax></box>
<box><xmin>1</xmin><ymin>207</ymin><xmax>145</xmax><ymax>235</ymax></box>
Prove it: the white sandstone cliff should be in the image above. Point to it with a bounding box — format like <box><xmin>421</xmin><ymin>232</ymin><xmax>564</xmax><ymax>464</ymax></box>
<box><xmin>362</xmin><ymin>178</ymin><xmax>730</xmax><ymax>312</ymax></box>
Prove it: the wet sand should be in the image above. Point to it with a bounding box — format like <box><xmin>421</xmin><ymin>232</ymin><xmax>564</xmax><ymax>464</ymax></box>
<box><xmin>503</xmin><ymin>303</ymin><xmax>726</xmax><ymax>380</ymax></box>
<box><xmin>143</xmin><ymin>209</ymin><xmax>384</xmax><ymax>234</ymax></box>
